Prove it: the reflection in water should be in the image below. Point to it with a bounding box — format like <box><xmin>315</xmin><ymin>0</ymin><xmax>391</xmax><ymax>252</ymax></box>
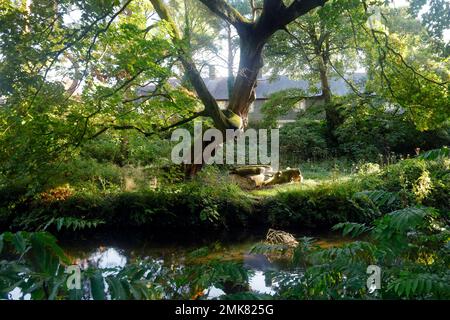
<box><xmin>62</xmin><ymin>234</ymin><xmax>350</xmax><ymax>299</ymax></box>
<box><xmin>69</xmin><ymin>245</ymin><xmax>279</xmax><ymax>297</ymax></box>
<box><xmin>206</xmin><ymin>286</ymin><xmax>226</xmax><ymax>298</ymax></box>
<box><xmin>7</xmin><ymin>234</ymin><xmax>348</xmax><ymax>299</ymax></box>
<box><xmin>9</xmin><ymin>287</ymin><xmax>31</xmax><ymax>300</ymax></box>
<box><xmin>249</xmin><ymin>271</ymin><xmax>276</xmax><ymax>295</ymax></box>
<box><xmin>243</xmin><ymin>254</ymin><xmax>279</xmax><ymax>271</ymax></box>
<box><xmin>87</xmin><ymin>247</ymin><xmax>127</xmax><ymax>269</ymax></box>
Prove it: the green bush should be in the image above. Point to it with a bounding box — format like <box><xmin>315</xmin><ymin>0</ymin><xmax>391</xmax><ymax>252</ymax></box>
<box><xmin>378</xmin><ymin>158</ymin><xmax>450</xmax><ymax>210</ymax></box>
<box><xmin>261</xmin><ymin>156</ymin><xmax>450</xmax><ymax>230</ymax></box>
<box><xmin>335</xmin><ymin>102</ymin><xmax>450</xmax><ymax>161</ymax></box>
<box><xmin>80</xmin><ymin>133</ymin><xmax>173</xmax><ymax>167</ymax></box>
<box><xmin>2</xmin><ymin>154</ymin><xmax>448</xmax><ymax>236</ymax></box>
<box><xmin>81</xmin><ymin>136</ymin><xmax>122</xmax><ymax>164</ymax></box>
<box><xmin>54</xmin><ymin>157</ymin><xmax>122</xmax><ymax>191</ymax></box>
<box><xmin>5</xmin><ymin>175</ymin><xmax>254</xmax><ymax>234</ymax></box>
<box><xmin>279</xmin><ymin>119</ymin><xmax>329</xmax><ymax>163</ymax></box>
<box><xmin>273</xmin><ymin>206</ymin><xmax>450</xmax><ymax>299</ymax></box>
<box><xmin>259</xmin><ymin>179</ymin><xmax>372</xmax><ymax>230</ymax></box>
<box><xmin>127</xmin><ymin>135</ymin><xmax>173</xmax><ymax>166</ymax></box>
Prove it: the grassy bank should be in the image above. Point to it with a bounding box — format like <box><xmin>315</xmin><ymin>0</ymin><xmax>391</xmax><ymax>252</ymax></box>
<box><xmin>257</xmin><ymin>155</ymin><xmax>449</xmax><ymax>229</ymax></box>
<box><xmin>0</xmin><ymin>154</ymin><xmax>448</xmax><ymax>236</ymax></box>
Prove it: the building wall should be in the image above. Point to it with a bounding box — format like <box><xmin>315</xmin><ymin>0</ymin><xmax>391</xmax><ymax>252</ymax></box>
<box><xmin>217</xmin><ymin>96</ymin><xmax>325</xmax><ymax>125</ymax></box>
<box><xmin>248</xmin><ymin>97</ymin><xmax>324</xmax><ymax>123</ymax></box>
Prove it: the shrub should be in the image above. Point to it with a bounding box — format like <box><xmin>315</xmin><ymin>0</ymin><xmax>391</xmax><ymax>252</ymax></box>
<box><xmin>53</xmin><ymin>157</ymin><xmax>122</xmax><ymax>191</ymax></box>
<box><xmin>6</xmin><ymin>174</ymin><xmax>254</xmax><ymax>234</ymax></box>
<box><xmin>261</xmin><ymin>156</ymin><xmax>450</xmax><ymax>230</ymax></box>
<box><xmin>279</xmin><ymin>119</ymin><xmax>329</xmax><ymax>164</ymax></box>
<box><xmin>273</xmin><ymin>206</ymin><xmax>450</xmax><ymax>299</ymax></box>
<box><xmin>259</xmin><ymin>179</ymin><xmax>371</xmax><ymax>230</ymax></box>
<box><xmin>335</xmin><ymin>103</ymin><xmax>450</xmax><ymax>161</ymax></box>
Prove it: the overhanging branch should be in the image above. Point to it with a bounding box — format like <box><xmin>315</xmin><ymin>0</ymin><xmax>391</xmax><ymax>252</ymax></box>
<box><xmin>150</xmin><ymin>0</ymin><xmax>228</xmax><ymax>131</ymax></box>
<box><xmin>197</xmin><ymin>0</ymin><xmax>251</xmax><ymax>31</ymax></box>
<box><xmin>280</xmin><ymin>0</ymin><xmax>328</xmax><ymax>27</ymax></box>
<box><xmin>88</xmin><ymin>111</ymin><xmax>205</xmax><ymax>139</ymax></box>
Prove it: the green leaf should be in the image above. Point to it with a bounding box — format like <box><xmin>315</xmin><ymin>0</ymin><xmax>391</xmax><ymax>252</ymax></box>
<box><xmin>90</xmin><ymin>272</ymin><xmax>106</xmax><ymax>300</ymax></box>
<box><xmin>418</xmin><ymin>147</ymin><xmax>449</xmax><ymax>160</ymax></box>
<box><xmin>12</xmin><ymin>232</ymin><xmax>27</xmax><ymax>253</ymax></box>
<box><xmin>426</xmin><ymin>279</ymin><xmax>432</xmax><ymax>292</ymax></box>
<box><xmin>48</xmin><ymin>277</ymin><xmax>67</xmax><ymax>300</ymax></box>
<box><xmin>106</xmin><ymin>277</ymin><xmax>127</xmax><ymax>300</ymax></box>
<box><xmin>68</xmin><ymin>289</ymin><xmax>83</xmax><ymax>300</ymax></box>
<box><xmin>0</xmin><ymin>234</ymin><xmax>3</xmax><ymax>254</ymax></box>
<box><xmin>388</xmin><ymin>207</ymin><xmax>431</xmax><ymax>231</ymax></box>
<box><xmin>56</xmin><ymin>218</ymin><xmax>64</xmax><ymax>232</ymax></box>
<box><xmin>31</xmin><ymin>232</ymin><xmax>71</xmax><ymax>265</ymax></box>
<box><xmin>332</xmin><ymin>222</ymin><xmax>372</xmax><ymax>237</ymax></box>
<box><xmin>412</xmin><ymin>278</ymin><xmax>419</xmax><ymax>294</ymax></box>
<box><xmin>405</xmin><ymin>279</ymin><xmax>412</xmax><ymax>297</ymax></box>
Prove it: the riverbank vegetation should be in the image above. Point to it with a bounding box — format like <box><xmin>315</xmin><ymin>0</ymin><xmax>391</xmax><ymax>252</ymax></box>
<box><xmin>2</xmin><ymin>146</ymin><xmax>448</xmax><ymax>300</ymax></box>
<box><xmin>1</xmin><ymin>202</ymin><xmax>448</xmax><ymax>300</ymax></box>
<box><xmin>1</xmin><ymin>149</ymin><xmax>448</xmax><ymax>234</ymax></box>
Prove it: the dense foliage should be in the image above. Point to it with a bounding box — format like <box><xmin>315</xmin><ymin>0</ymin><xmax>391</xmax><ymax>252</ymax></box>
<box><xmin>1</xmin><ymin>149</ymin><xmax>448</xmax><ymax>238</ymax></box>
<box><xmin>274</xmin><ymin>96</ymin><xmax>450</xmax><ymax>163</ymax></box>
<box><xmin>0</xmin><ymin>168</ymin><xmax>254</xmax><ymax>234</ymax></box>
<box><xmin>261</xmin><ymin>152</ymin><xmax>450</xmax><ymax>229</ymax></box>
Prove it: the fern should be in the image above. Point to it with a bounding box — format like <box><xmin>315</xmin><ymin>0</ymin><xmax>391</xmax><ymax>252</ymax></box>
<box><xmin>250</xmin><ymin>242</ymin><xmax>292</xmax><ymax>255</ymax></box>
<box><xmin>387</xmin><ymin>207</ymin><xmax>433</xmax><ymax>231</ymax></box>
<box><xmin>387</xmin><ymin>272</ymin><xmax>450</xmax><ymax>298</ymax></box>
<box><xmin>417</xmin><ymin>147</ymin><xmax>449</xmax><ymax>160</ymax></box>
<box><xmin>332</xmin><ymin>222</ymin><xmax>372</xmax><ymax>237</ymax></box>
<box><xmin>311</xmin><ymin>241</ymin><xmax>376</xmax><ymax>265</ymax></box>
<box><xmin>355</xmin><ymin>190</ymin><xmax>399</xmax><ymax>207</ymax></box>
<box><xmin>49</xmin><ymin>217</ymin><xmax>106</xmax><ymax>231</ymax></box>
<box><xmin>188</xmin><ymin>246</ymin><xmax>210</xmax><ymax>259</ymax></box>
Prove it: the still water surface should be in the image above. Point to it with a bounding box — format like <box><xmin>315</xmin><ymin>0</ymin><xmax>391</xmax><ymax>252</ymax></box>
<box><xmin>8</xmin><ymin>232</ymin><xmax>350</xmax><ymax>299</ymax></box>
<box><xmin>60</xmin><ymin>232</ymin><xmax>350</xmax><ymax>298</ymax></box>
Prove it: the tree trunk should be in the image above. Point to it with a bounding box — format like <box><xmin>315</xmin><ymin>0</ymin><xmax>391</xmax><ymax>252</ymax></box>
<box><xmin>318</xmin><ymin>57</ymin><xmax>331</xmax><ymax>103</ymax></box>
<box><xmin>228</xmin><ymin>34</ymin><xmax>265</xmax><ymax>127</ymax></box>
<box><xmin>318</xmin><ymin>53</ymin><xmax>341</xmax><ymax>145</ymax></box>
<box><xmin>226</xmin><ymin>22</ymin><xmax>235</xmax><ymax>98</ymax></box>
<box><xmin>184</xmin><ymin>31</ymin><xmax>266</xmax><ymax>177</ymax></box>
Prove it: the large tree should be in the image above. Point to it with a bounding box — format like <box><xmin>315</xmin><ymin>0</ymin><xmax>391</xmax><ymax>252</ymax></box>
<box><xmin>149</xmin><ymin>0</ymin><xmax>328</xmax><ymax>174</ymax></box>
<box><xmin>261</xmin><ymin>3</ymin><xmax>449</xmax><ymax>132</ymax></box>
<box><xmin>152</xmin><ymin>0</ymin><xmax>332</xmax><ymax>126</ymax></box>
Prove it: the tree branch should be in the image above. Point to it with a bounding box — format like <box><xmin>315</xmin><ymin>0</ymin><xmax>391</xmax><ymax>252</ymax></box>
<box><xmin>28</xmin><ymin>0</ymin><xmax>133</xmax><ymax>110</ymax></box>
<box><xmin>197</xmin><ymin>0</ymin><xmax>251</xmax><ymax>31</ymax></box>
<box><xmin>150</xmin><ymin>0</ymin><xmax>228</xmax><ymax>131</ymax></box>
<box><xmin>88</xmin><ymin>112</ymin><xmax>204</xmax><ymax>139</ymax></box>
<box><xmin>252</xmin><ymin>0</ymin><xmax>328</xmax><ymax>41</ymax></box>
<box><xmin>280</xmin><ymin>0</ymin><xmax>328</xmax><ymax>28</ymax></box>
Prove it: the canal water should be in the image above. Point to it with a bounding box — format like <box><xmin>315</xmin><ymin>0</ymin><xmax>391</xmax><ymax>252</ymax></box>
<box><xmin>58</xmin><ymin>231</ymin><xmax>351</xmax><ymax>299</ymax></box>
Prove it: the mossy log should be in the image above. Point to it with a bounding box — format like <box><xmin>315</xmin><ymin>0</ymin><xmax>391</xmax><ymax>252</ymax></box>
<box><xmin>230</xmin><ymin>166</ymin><xmax>267</xmax><ymax>176</ymax></box>
<box><xmin>263</xmin><ymin>168</ymin><xmax>303</xmax><ymax>186</ymax></box>
<box><xmin>230</xmin><ymin>166</ymin><xmax>302</xmax><ymax>189</ymax></box>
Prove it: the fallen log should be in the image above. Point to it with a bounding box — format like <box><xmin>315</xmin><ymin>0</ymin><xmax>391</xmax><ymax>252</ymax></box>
<box><xmin>229</xmin><ymin>165</ymin><xmax>303</xmax><ymax>189</ymax></box>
